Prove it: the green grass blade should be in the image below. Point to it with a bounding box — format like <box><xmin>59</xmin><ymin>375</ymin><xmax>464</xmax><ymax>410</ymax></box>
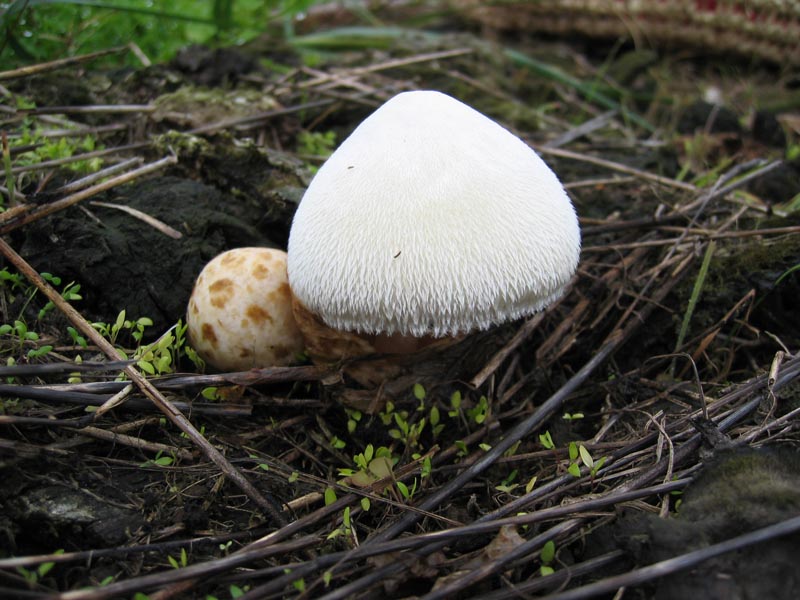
<box><xmin>672</xmin><ymin>240</ymin><xmax>716</xmax><ymax>374</ymax></box>
<box><xmin>503</xmin><ymin>47</ymin><xmax>654</xmax><ymax>132</ymax></box>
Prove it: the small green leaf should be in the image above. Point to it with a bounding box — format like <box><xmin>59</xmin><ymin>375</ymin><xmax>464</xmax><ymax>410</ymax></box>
<box><xmin>455</xmin><ymin>440</ymin><xmax>468</xmax><ymax>456</ymax></box>
<box><xmin>579</xmin><ymin>445</ymin><xmax>594</xmax><ymax>469</ymax></box>
<box><xmin>37</xmin><ymin>560</ymin><xmax>55</xmax><ymax>578</ymax></box>
<box><xmin>413</xmin><ymin>383</ymin><xmax>426</xmax><ymax>400</ymax></box>
<box><xmin>368</xmin><ymin>456</ymin><xmax>393</xmax><ymax>480</ymax></box>
<box><xmin>540</xmin><ymin>540</ymin><xmax>555</xmax><ymax>564</ymax></box>
<box><xmin>200</xmin><ymin>386</ymin><xmax>219</xmax><ymax>400</ymax></box>
<box><xmin>568</xmin><ymin>463</ymin><xmax>581</xmax><ymax>477</ymax></box>
<box><xmin>568</xmin><ymin>441</ymin><xmax>578</xmax><ymax>461</ymax></box>
<box><xmin>137</xmin><ymin>360</ymin><xmax>155</xmax><ymax>375</ymax></box>
<box><xmin>592</xmin><ymin>456</ymin><xmax>607</xmax><ymax>474</ymax></box>
<box><xmin>429</xmin><ymin>405</ymin><xmax>440</xmax><ymax>427</ymax></box>
<box><xmin>539</xmin><ymin>431</ymin><xmax>554</xmax><ymax>450</ymax></box>
<box><xmin>396</xmin><ymin>480</ymin><xmax>410</xmax><ymax>499</ymax></box>
<box><xmin>342</xmin><ymin>506</ymin><xmax>351</xmax><ymax>528</ymax></box>
<box><xmin>324</xmin><ymin>487</ymin><xmax>337</xmax><ymax>505</ymax></box>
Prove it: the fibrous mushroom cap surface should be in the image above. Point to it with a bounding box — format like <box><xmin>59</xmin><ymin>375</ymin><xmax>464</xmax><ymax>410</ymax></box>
<box><xmin>288</xmin><ymin>90</ymin><xmax>581</xmax><ymax>337</ymax></box>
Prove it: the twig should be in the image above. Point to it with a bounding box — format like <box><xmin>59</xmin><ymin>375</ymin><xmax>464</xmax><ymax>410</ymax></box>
<box><xmin>0</xmin><ymin>47</ymin><xmax>130</xmax><ymax>81</ymax></box>
<box><xmin>536</xmin><ymin>145</ymin><xmax>697</xmax><ymax>192</ymax></box>
<box><xmin>0</xmin><ymin>154</ymin><xmax>177</xmax><ymax>233</ymax></box>
<box><xmin>71</xmin><ymin>425</ymin><xmax>195</xmax><ymax>461</ymax></box>
<box><xmin>470</xmin><ymin>313</ymin><xmax>545</xmax><ymax>388</ymax></box>
<box><xmin>22</xmin><ymin>104</ymin><xmax>155</xmax><ymax>115</ymax></box>
<box><xmin>89</xmin><ymin>201</ymin><xmax>183</xmax><ymax>239</ymax></box>
<box><xmin>8</xmin><ymin>142</ymin><xmax>149</xmax><ymax>174</ymax></box>
<box><xmin>56</xmin><ymin>157</ymin><xmax>144</xmax><ymax>194</ymax></box>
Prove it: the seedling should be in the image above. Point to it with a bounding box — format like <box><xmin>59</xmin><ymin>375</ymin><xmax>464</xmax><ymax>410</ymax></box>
<box><xmin>140</xmin><ymin>451</ymin><xmax>174</xmax><ymax>468</ymax></box>
<box><xmin>338</xmin><ymin>444</ymin><xmax>395</xmax><ymax>487</ymax></box>
<box><xmin>430</xmin><ymin>404</ymin><xmax>444</xmax><ymax>438</ymax></box>
<box><xmin>167</xmin><ymin>548</ymin><xmax>188</xmax><ymax>569</ymax></box>
<box><xmin>565</xmin><ymin>442</ymin><xmax>607</xmax><ymax>478</ymax></box>
<box><xmin>396</xmin><ymin>478</ymin><xmax>417</xmax><ymax>500</ymax></box>
<box><xmin>326</xmin><ymin>506</ymin><xmax>356</xmax><ymax>545</ymax></box>
<box><xmin>389</xmin><ymin>411</ymin><xmax>426</xmax><ymax>448</ymax></box>
<box><xmin>448</xmin><ymin>390</ymin><xmax>462</xmax><ymax>418</ymax></box>
<box><xmin>495</xmin><ymin>469</ymin><xmax>519</xmax><ymax>493</ymax></box>
<box><xmin>454</xmin><ymin>440</ymin><xmax>468</xmax><ymax>457</ymax></box>
<box><xmin>345</xmin><ymin>408</ymin><xmax>362</xmax><ymax>434</ymax></box>
<box><xmin>562</xmin><ymin>411</ymin><xmax>584</xmax><ymax>421</ymax></box>
<box><xmin>219</xmin><ymin>541</ymin><xmax>233</xmax><ymax>555</ymax></box>
<box><xmin>540</xmin><ymin>540</ymin><xmax>556</xmax><ymax>576</ymax></box>
<box><xmin>466</xmin><ymin>395</ymin><xmax>489</xmax><ymax>425</ymax></box>
<box><xmin>15</xmin><ymin>550</ymin><xmax>61</xmax><ymax>584</ymax></box>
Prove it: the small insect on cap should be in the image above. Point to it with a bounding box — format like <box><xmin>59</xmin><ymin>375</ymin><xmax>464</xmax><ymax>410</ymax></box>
<box><xmin>288</xmin><ymin>90</ymin><xmax>581</xmax><ymax>338</ymax></box>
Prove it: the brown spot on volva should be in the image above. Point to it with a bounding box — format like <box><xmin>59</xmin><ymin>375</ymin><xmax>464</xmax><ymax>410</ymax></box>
<box><xmin>240</xmin><ymin>318</ymin><xmax>250</xmax><ymax>329</ymax></box>
<box><xmin>209</xmin><ymin>278</ymin><xmax>234</xmax><ymax>309</ymax></box>
<box><xmin>268</xmin><ymin>282</ymin><xmax>292</xmax><ymax>304</ymax></box>
<box><xmin>252</xmin><ymin>263</ymin><xmax>271</xmax><ymax>279</ymax></box>
<box><xmin>239</xmin><ymin>348</ymin><xmax>253</xmax><ymax>358</ymax></box>
<box><xmin>220</xmin><ymin>253</ymin><xmax>246</xmax><ymax>267</ymax></box>
<box><xmin>246</xmin><ymin>304</ymin><xmax>273</xmax><ymax>325</ymax></box>
<box><xmin>201</xmin><ymin>323</ymin><xmax>219</xmax><ymax>348</ymax></box>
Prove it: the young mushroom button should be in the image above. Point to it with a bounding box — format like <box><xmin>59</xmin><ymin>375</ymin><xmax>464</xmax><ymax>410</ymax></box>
<box><xmin>287</xmin><ymin>90</ymin><xmax>580</xmax><ymax>357</ymax></box>
<box><xmin>187</xmin><ymin>247</ymin><xmax>304</xmax><ymax>371</ymax></box>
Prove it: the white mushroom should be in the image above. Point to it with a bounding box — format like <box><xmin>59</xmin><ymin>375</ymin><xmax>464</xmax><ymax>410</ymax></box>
<box><xmin>288</xmin><ymin>90</ymin><xmax>580</xmax><ymax>353</ymax></box>
<box><xmin>187</xmin><ymin>247</ymin><xmax>304</xmax><ymax>371</ymax></box>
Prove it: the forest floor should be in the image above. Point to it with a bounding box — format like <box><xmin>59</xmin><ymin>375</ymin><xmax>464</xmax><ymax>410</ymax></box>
<box><xmin>1</xmin><ymin>5</ymin><xmax>800</xmax><ymax>599</ymax></box>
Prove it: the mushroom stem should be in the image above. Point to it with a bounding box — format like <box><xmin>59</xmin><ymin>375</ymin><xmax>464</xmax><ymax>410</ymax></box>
<box><xmin>291</xmin><ymin>294</ymin><xmax>460</xmax><ymax>359</ymax></box>
<box><xmin>369</xmin><ymin>332</ymin><xmax>448</xmax><ymax>354</ymax></box>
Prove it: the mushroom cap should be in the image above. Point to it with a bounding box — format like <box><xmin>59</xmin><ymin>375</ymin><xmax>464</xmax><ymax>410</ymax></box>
<box><xmin>187</xmin><ymin>247</ymin><xmax>304</xmax><ymax>371</ymax></box>
<box><xmin>288</xmin><ymin>90</ymin><xmax>580</xmax><ymax>338</ymax></box>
